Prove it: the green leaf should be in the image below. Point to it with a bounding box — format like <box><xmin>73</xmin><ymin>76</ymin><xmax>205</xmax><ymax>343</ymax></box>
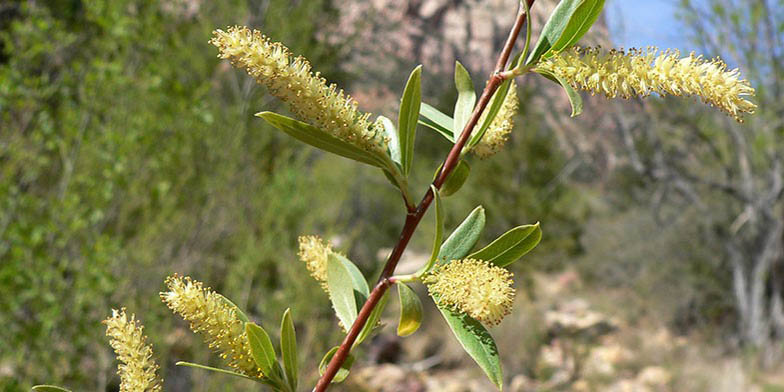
<box><xmin>525</xmin><ymin>0</ymin><xmax>584</xmax><ymax>65</ymax></box>
<box><xmin>420</xmin><ymin>103</ymin><xmax>455</xmax><ymax>143</ymax></box>
<box><xmin>550</xmin><ymin>0</ymin><xmax>605</xmax><ymax>54</ymax></box>
<box><xmin>438</xmin><ymin>206</ymin><xmax>486</xmax><ymax>263</ymax></box>
<box><xmin>378</xmin><ymin>115</ymin><xmax>402</xmax><ymax>167</ymax></box>
<box><xmin>327</xmin><ymin>253</ymin><xmax>359</xmax><ymax>329</ymax></box>
<box><xmin>468</xmin><ymin>223</ymin><xmax>542</xmax><ymax>267</ymax></box>
<box><xmin>398</xmin><ymin>65</ymin><xmax>423</xmax><ymax>176</ymax></box>
<box><xmin>280</xmin><ymin>308</ymin><xmax>298</xmax><ymax>391</ymax></box>
<box><xmin>420</xmin><ymin>185</ymin><xmax>445</xmax><ymax>274</ymax></box>
<box><xmin>440</xmin><ymin>160</ymin><xmax>471</xmax><ymax>197</ymax></box>
<box><xmin>333</xmin><ymin>253</ymin><xmax>370</xmax><ymax>303</ymax></box>
<box><xmin>437</xmin><ymin>306</ymin><xmax>503</xmax><ymax>389</ymax></box>
<box><xmin>536</xmin><ymin>69</ymin><xmax>583</xmax><ymax>117</ymax></box>
<box><xmin>355</xmin><ymin>291</ymin><xmax>389</xmax><ymax>346</ymax></box>
<box><xmin>175</xmin><ymin>361</ymin><xmax>260</xmax><ymax>382</ymax></box>
<box><xmin>396</xmin><ymin>282</ymin><xmax>424</xmax><ymax>337</ymax></box>
<box><xmin>453</xmin><ymin>61</ymin><xmax>476</xmax><ymax>139</ymax></box>
<box><xmin>245</xmin><ymin>322</ymin><xmax>277</xmax><ymax>376</ymax></box>
<box><xmin>468</xmin><ymin>79</ymin><xmax>513</xmax><ymax>149</ymax></box>
<box><xmin>32</xmin><ymin>386</ymin><xmax>72</xmax><ymax>392</ymax></box>
<box><xmin>319</xmin><ymin>346</ymin><xmax>355</xmax><ymax>383</ymax></box>
<box><xmin>257</xmin><ymin>112</ymin><xmax>387</xmax><ymax>168</ymax></box>
<box><xmin>217</xmin><ymin>294</ymin><xmax>249</xmax><ymax>323</ymax></box>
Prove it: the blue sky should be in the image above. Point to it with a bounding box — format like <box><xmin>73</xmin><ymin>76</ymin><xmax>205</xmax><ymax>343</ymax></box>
<box><xmin>605</xmin><ymin>0</ymin><xmax>693</xmax><ymax>52</ymax></box>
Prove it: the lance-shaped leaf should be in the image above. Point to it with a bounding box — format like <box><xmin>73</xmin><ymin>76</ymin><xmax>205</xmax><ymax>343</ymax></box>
<box><xmin>536</xmin><ymin>69</ymin><xmax>583</xmax><ymax>117</ymax></box>
<box><xmin>398</xmin><ymin>65</ymin><xmax>423</xmax><ymax>176</ymax></box>
<box><xmin>437</xmin><ymin>206</ymin><xmax>486</xmax><ymax>263</ymax></box>
<box><xmin>378</xmin><ymin>115</ymin><xmax>402</xmax><ymax>167</ymax></box>
<box><xmin>468</xmin><ymin>223</ymin><xmax>542</xmax><ymax>267</ymax></box>
<box><xmin>418</xmin><ymin>185</ymin><xmax>445</xmax><ymax>276</ymax></box>
<box><xmin>526</xmin><ymin>0</ymin><xmax>586</xmax><ymax>65</ymax></box>
<box><xmin>420</xmin><ymin>103</ymin><xmax>455</xmax><ymax>143</ymax></box>
<box><xmin>245</xmin><ymin>322</ymin><xmax>277</xmax><ymax>377</ymax></box>
<box><xmin>257</xmin><ymin>112</ymin><xmax>388</xmax><ymax>167</ymax></box>
<box><xmin>437</xmin><ymin>306</ymin><xmax>503</xmax><ymax>389</ymax></box>
<box><xmin>319</xmin><ymin>346</ymin><xmax>355</xmax><ymax>383</ymax></box>
<box><xmin>453</xmin><ymin>61</ymin><xmax>477</xmax><ymax>139</ymax></box>
<box><xmin>550</xmin><ymin>0</ymin><xmax>605</xmax><ymax>54</ymax></box>
<box><xmin>32</xmin><ymin>386</ymin><xmax>73</xmax><ymax>392</ymax></box>
<box><xmin>396</xmin><ymin>282</ymin><xmax>424</xmax><ymax>337</ymax></box>
<box><xmin>175</xmin><ymin>361</ymin><xmax>262</xmax><ymax>382</ymax></box>
<box><xmin>440</xmin><ymin>160</ymin><xmax>471</xmax><ymax>197</ymax></box>
<box><xmin>327</xmin><ymin>253</ymin><xmax>361</xmax><ymax>329</ymax></box>
<box><xmin>280</xmin><ymin>309</ymin><xmax>298</xmax><ymax>391</ymax></box>
<box><xmin>468</xmin><ymin>79</ymin><xmax>513</xmax><ymax>149</ymax></box>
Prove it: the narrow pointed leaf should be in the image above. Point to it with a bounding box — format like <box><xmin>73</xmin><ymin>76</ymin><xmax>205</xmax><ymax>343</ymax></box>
<box><xmin>437</xmin><ymin>206</ymin><xmax>486</xmax><ymax>263</ymax></box>
<box><xmin>280</xmin><ymin>309</ymin><xmax>298</xmax><ymax>391</ymax></box>
<box><xmin>356</xmin><ymin>291</ymin><xmax>390</xmax><ymax>346</ymax></box>
<box><xmin>550</xmin><ymin>0</ymin><xmax>606</xmax><ymax>53</ymax></box>
<box><xmin>420</xmin><ymin>103</ymin><xmax>455</xmax><ymax>143</ymax></box>
<box><xmin>245</xmin><ymin>322</ymin><xmax>277</xmax><ymax>376</ymax></box>
<box><xmin>319</xmin><ymin>346</ymin><xmax>355</xmax><ymax>383</ymax></box>
<box><xmin>175</xmin><ymin>361</ymin><xmax>259</xmax><ymax>382</ymax></box>
<box><xmin>440</xmin><ymin>160</ymin><xmax>471</xmax><ymax>197</ymax></box>
<box><xmin>32</xmin><ymin>386</ymin><xmax>72</xmax><ymax>392</ymax></box>
<box><xmin>468</xmin><ymin>79</ymin><xmax>513</xmax><ymax>149</ymax></box>
<box><xmin>396</xmin><ymin>282</ymin><xmax>424</xmax><ymax>337</ymax></box>
<box><xmin>327</xmin><ymin>253</ymin><xmax>359</xmax><ymax>329</ymax></box>
<box><xmin>525</xmin><ymin>0</ymin><xmax>584</xmax><ymax>65</ymax></box>
<box><xmin>536</xmin><ymin>69</ymin><xmax>583</xmax><ymax>117</ymax></box>
<box><xmin>453</xmin><ymin>61</ymin><xmax>477</xmax><ymax>139</ymax></box>
<box><xmin>420</xmin><ymin>185</ymin><xmax>444</xmax><ymax>274</ymax></box>
<box><xmin>378</xmin><ymin>115</ymin><xmax>402</xmax><ymax>167</ymax></box>
<box><xmin>468</xmin><ymin>223</ymin><xmax>542</xmax><ymax>267</ymax></box>
<box><xmin>437</xmin><ymin>306</ymin><xmax>503</xmax><ymax>389</ymax></box>
<box><xmin>398</xmin><ymin>65</ymin><xmax>423</xmax><ymax>176</ymax></box>
<box><xmin>217</xmin><ymin>294</ymin><xmax>249</xmax><ymax>323</ymax></box>
<box><xmin>256</xmin><ymin>111</ymin><xmax>387</xmax><ymax>168</ymax></box>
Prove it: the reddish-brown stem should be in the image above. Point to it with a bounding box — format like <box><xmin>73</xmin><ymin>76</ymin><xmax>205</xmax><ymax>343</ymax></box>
<box><xmin>313</xmin><ymin>2</ymin><xmax>534</xmax><ymax>390</ymax></box>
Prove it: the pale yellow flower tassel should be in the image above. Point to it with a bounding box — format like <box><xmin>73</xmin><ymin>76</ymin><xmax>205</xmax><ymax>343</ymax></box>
<box><xmin>104</xmin><ymin>309</ymin><xmax>163</xmax><ymax>392</ymax></box>
<box><xmin>160</xmin><ymin>275</ymin><xmax>263</xmax><ymax>378</ymax></box>
<box><xmin>425</xmin><ymin>259</ymin><xmax>516</xmax><ymax>326</ymax></box>
<box><xmin>537</xmin><ymin>46</ymin><xmax>756</xmax><ymax>122</ymax></box>
<box><xmin>210</xmin><ymin>26</ymin><xmax>387</xmax><ymax>153</ymax></box>
<box><xmin>474</xmin><ymin>81</ymin><xmax>519</xmax><ymax>158</ymax></box>
<box><xmin>298</xmin><ymin>235</ymin><xmax>336</xmax><ymax>293</ymax></box>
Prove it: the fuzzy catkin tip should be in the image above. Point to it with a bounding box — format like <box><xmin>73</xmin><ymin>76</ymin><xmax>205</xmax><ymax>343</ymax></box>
<box><xmin>425</xmin><ymin>259</ymin><xmax>516</xmax><ymax>326</ymax></box>
<box><xmin>297</xmin><ymin>235</ymin><xmax>335</xmax><ymax>293</ymax></box>
<box><xmin>104</xmin><ymin>309</ymin><xmax>163</xmax><ymax>392</ymax></box>
<box><xmin>160</xmin><ymin>275</ymin><xmax>263</xmax><ymax>378</ymax></box>
<box><xmin>210</xmin><ymin>26</ymin><xmax>387</xmax><ymax>153</ymax></box>
<box><xmin>474</xmin><ymin>81</ymin><xmax>519</xmax><ymax>158</ymax></box>
<box><xmin>537</xmin><ymin>46</ymin><xmax>756</xmax><ymax>122</ymax></box>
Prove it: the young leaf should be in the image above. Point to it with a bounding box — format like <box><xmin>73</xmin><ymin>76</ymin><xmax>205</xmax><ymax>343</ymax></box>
<box><xmin>440</xmin><ymin>159</ymin><xmax>471</xmax><ymax>197</ymax></box>
<box><xmin>549</xmin><ymin>0</ymin><xmax>605</xmax><ymax>54</ymax></box>
<box><xmin>327</xmin><ymin>253</ymin><xmax>359</xmax><ymax>329</ymax></box>
<box><xmin>396</xmin><ymin>282</ymin><xmax>424</xmax><ymax>337</ymax></box>
<box><xmin>420</xmin><ymin>103</ymin><xmax>455</xmax><ymax>143</ymax></box>
<box><xmin>280</xmin><ymin>308</ymin><xmax>298</xmax><ymax>391</ymax></box>
<box><xmin>355</xmin><ymin>291</ymin><xmax>389</xmax><ymax>347</ymax></box>
<box><xmin>525</xmin><ymin>0</ymin><xmax>584</xmax><ymax>65</ymax></box>
<box><xmin>32</xmin><ymin>386</ymin><xmax>72</xmax><ymax>392</ymax></box>
<box><xmin>468</xmin><ymin>223</ymin><xmax>542</xmax><ymax>267</ymax></box>
<box><xmin>468</xmin><ymin>79</ymin><xmax>513</xmax><ymax>149</ymax></box>
<box><xmin>319</xmin><ymin>346</ymin><xmax>355</xmax><ymax>383</ymax></box>
<box><xmin>175</xmin><ymin>361</ymin><xmax>259</xmax><ymax>382</ymax></box>
<box><xmin>398</xmin><ymin>65</ymin><xmax>423</xmax><ymax>176</ymax></box>
<box><xmin>453</xmin><ymin>61</ymin><xmax>477</xmax><ymax>139</ymax></box>
<box><xmin>438</xmin><ymin>206</ymin><xmax>486</xmax><ymax>263</ymax></box>
<box><xmin>536</xmin><ymin>69</ymin><xmax>583</xmax><ymax>117</ymax></box>
<box><xmin>245</xmin><ymin>322</ymin><xmax>277</xmax><ymax>376</ymax></box>
<box><xmin>378</xmin><ymin>115</ymin><xmax>402</xmax><ymax>167</ymax></box>
<box><xmin>437</xmin><ymin>306</ymin><xmax>504</xmax><ymax>389</ymax></box>
<box><xmin>217</xmin><ymin>294</ymin><xmax>250</xmax><ymax>323</ymax></box>
<box><xmin>419</xmin><ymin>185</ymin><xmax>445</xmax><ymax>275</ymax></box>
<box><xmin>257</xmin><ymin>112</ymin><xmax>388</xmax><ymax>168</ymax></box>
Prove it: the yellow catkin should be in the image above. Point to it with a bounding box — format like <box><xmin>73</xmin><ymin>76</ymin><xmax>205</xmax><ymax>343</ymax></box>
<box><xmin>425</xmin><ymin>259</ymin><xmax>516</xmax><ymax>326</ymax></box>
<box><xmin>537</xmin><ymin>46</ymin><xmax>756</xmax><ymax>122</ymax></box>
<box><xmin>474</xmin><ymin>81</ymin><xmax>519</xmax><ymax>158</ymax></box>
<box><xmin>210</xmin><ymin>26</ymin><xmax>387</xmax><ymax>153</ymax></box>
<box><xmin>297</xmin><ymin>235</ymin><xmax>334</xmax><ymax>291</ymax></box>
<box><xmin>160</xmin><ymin>275</ymin><xmax>263</xmax><ymax>378</ymax></box>
<box><xmin>104</xmin><ymin>309</ymin><xmax>163</xmax><ymax>392</ymax></box>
